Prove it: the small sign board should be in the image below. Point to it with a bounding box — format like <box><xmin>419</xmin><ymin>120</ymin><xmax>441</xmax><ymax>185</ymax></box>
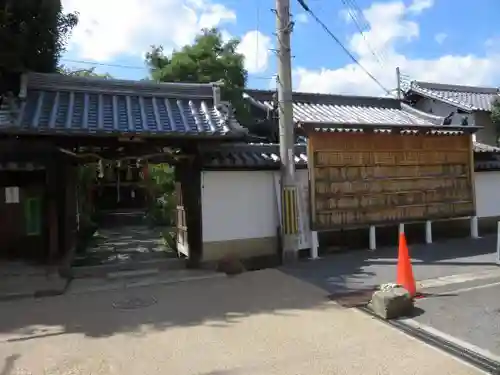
<box><xmin>5</xmin><ymin>186</ymin><xmax>20</xmax><ymax>204</ymax></box>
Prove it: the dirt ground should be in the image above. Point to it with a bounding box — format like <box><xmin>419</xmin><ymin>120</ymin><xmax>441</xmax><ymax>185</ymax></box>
<box><xmin>0</xmin><ymin>269</ymin><xmax>483</xmax><ymax>375</ymax></box>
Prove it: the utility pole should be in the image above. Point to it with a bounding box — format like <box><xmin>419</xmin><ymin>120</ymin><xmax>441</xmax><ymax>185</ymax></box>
<box><xmin>396</xmin><ymin>67</ymin><xmax>401</xmax><ymax>99</ymax></box>
<box><xmin>276</xmin><ymin>0</ymin><xmax>299</xmax><ymax>262</ymax></box>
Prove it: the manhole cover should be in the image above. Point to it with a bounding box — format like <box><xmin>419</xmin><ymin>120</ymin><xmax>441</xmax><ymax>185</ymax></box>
<box><xmin>112</xmin><ymin>296</ymin><xmax>157</xmax><ymax>310</ymax></box>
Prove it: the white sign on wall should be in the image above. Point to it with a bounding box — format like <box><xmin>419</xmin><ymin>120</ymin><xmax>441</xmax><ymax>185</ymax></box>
<box><xmin>5</xmin><ymin>186</ymin><xmax>20</xmax><ymax>204</ymax></box>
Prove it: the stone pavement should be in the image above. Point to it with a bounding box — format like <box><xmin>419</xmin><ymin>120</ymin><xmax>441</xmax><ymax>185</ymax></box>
<box><xmin>0</xmin><ymin>269</ymin><xmax>483</xmax><ymax>375</ymax></box>
<box><xmin>72</xmin><ymin>226</ymin><xmax>177</xmax><ymax>268</ymax></box>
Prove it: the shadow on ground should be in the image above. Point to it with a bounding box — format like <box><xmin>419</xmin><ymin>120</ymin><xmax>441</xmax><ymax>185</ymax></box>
<box><xmin>1</xmin><ymin>354</ymin><xmax>19</xmax><ymax>375</ymax></box>
<box><xmin>0</xmin><ymin>269</ymin><xmax>334</xmax><ymax>339</ymax></box>
<box><xmin>282</xmin><ymin>235</ymin><xmax>499</xmax><ymax>295</ymax></box>
<box><xmin>0</xmin><ymin>235</ymin><xmax>497</xmax><ymax>341</ymax></box>
<box><xmin>72</xmin><ymin>226</ymin><xmax>177</xmax><ymax>267</ymax></box>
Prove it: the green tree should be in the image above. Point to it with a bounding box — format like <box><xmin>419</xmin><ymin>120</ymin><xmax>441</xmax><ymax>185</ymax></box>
<box><xmin>145</xmin><ymin>28</ymin><xmax>251</xmax><ymax>123</ymax></box>
<box><xmin>0</xmin><ymin>0</ymin><xmax>78</xmax><ymax>74</ymax></box>
<box><xmin>491</xmin><ymin>98</ymin><xmax>500</xmax><ymax>145</ymax></box>
<box><xmin>58</xmin><ymin>66</ymin><xmax>113</xmax><ymax>79</ymax></box>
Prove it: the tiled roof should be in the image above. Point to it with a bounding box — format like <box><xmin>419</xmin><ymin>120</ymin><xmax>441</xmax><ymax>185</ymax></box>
<box><xmin>201</xmin><ymin>141</ymin><xmax>499</xmax><ymax>170</ymax></box>
<box><xmin>0</xmin><ymin>73</ymin><xmax>246</xmax><ymax>138</ymax></box>
<box><xmin>202</xmin><ymin>143</ymin><xmax>307</xmax><ymax>169</ymax></box>
<box><xmin>473</xmin><ymin>142</ymin><xmax>500</xmax><ymax>153</ymax></box>
<box><xmin>244</xmin><ymin>89</ymin><xmax>446</xmax><ymax>127</ymax></box>
<box><xmin>475</xmin><ymin>159</ymin><xmax>500</xmax><ymax>171</ymax></box>
<box><xmin>0</xmin><ymin>161</ymin><xmax>44</xmax><ymax>171</ymax></box>
<box><xmin>408</xmin><ymin>81</ymin><xmax>500</xmax><ymax>112</ymax></box>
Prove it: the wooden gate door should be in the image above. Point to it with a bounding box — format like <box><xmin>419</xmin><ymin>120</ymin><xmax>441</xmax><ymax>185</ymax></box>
<box><xmin>175</xmin><ymin>181</ymin><xmax>189</xmax><ymax>257</ymax></box>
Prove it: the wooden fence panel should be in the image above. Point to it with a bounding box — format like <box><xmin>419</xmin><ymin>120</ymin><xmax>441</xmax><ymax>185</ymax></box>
<box><xmin>308</xmin><ymin>133</ymin><xmax>475</xmax><ymax>231</ymax></box>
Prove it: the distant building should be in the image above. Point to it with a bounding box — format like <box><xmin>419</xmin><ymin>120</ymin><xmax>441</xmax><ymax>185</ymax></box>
<box><xmin>404</xmin><ymin>81</ymin><xmax>500</xmax><ymax>146</ymax></box>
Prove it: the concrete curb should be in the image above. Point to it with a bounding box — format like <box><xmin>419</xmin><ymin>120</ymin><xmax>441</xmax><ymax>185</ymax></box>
<box><xmin>0</xmin><ymin>279</ymin><xmax>70</xmax><ymax>302</ymax></box>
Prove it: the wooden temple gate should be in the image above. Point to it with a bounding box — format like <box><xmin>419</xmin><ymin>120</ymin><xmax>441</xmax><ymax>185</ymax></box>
<box><xmin>306</xmin><ymin>131</ymin><xmax>476</xmax><ymax>231</ymax></box>
<box><xmin>0</xmin><ymin>72</ymin><xmax>245</xmax><ymax>269</ymax></box>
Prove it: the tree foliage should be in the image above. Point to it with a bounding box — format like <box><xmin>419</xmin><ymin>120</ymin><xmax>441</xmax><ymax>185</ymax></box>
<box><xmin>58</xmin><ymin>66</ymin><xmax>113</xmax><ymax>79</ymax></box>
<box><xmin>145</xmin><ymin>28</ymin><xmax>251</xmax><ymax>123</ymax></box>
<box><xmin>491</xmin><ymin>98</ymin><xmax>500</xmax><ymax>145</ymax></box>
<box><xmin>491</xmin><ymin>98</ymin><xmax>500</xmax><ymax>127</ymax></box>
<box><xmin>0</xmin><ymin>0</ymin><xmax>78</xmax><ymax>73</ymax></box>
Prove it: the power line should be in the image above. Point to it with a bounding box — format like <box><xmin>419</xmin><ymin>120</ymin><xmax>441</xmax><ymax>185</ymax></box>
<box><xmin>297</xmin><ymin>0</ymin><xmax>419</xmax><ymax>126</ymax></box>
<box><xmin>60</xmin><ymin>58</ymin><xmax>275</xmax><ymax>80</ymax></box>
<box><xmin>340</xmin><ymin>0</ymin><xmax>385</xmax><ymax>67</ymax></box>
<box><xmin>296</xmin><ymin>0</ymin><xmax>392</xmax><ymax>95</ymax></box>
<box><xmin>61</xmin><ymin>59</ymin><xmax>147</xmax><ymax>70</ymax></box>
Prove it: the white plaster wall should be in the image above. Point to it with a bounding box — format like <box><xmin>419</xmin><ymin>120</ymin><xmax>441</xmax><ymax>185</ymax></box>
<box><xmin>414</xmin><ymin>97</ymin><xmax>498</xmax><ymax>145</ymax></box>
<box><xmin>201</xmin><ymin>169</ymin><xmax>309</xmax><ymax>243</ymax></box>
<box><xmin>414</xmin><ymin>98</ymin><xmax>473</xmax><ymax>125</ymax></box>
<box><xmin>475</xmin><ymin>171</ymin><xmax>500</xmax><ymax>218</ymax></box>
<box><xmin>202</xmin><ymin>169</ymin><xmax>500</xmax><ymax>240</ymax></box>
<box><xmin>201</xmin><ymin>171</ymin><xmax>278</xmax><ymax>242</ymax></box>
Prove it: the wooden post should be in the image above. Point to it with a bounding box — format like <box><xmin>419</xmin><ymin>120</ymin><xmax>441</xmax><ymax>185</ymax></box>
<box><xmin>369</xmin><ymin>225</ymin><xmax>376</xmax><ymax>250</ymax></box>
<box><xmin>45</xmin><ymin>158</ymin><xmax>59</xmax><ymax>264</ymax></box>
<box><xmin>471</xmin><ymin>216</ymin><xmax>479</xmax><ymax>239</ymax></box>
<box><xmin>310</xmin><ymin>231</ymin><xmax>319</xmax><ymax>259</ymax></box>
<box><xmin>180</xmin><ymin>153</ymin><xmax>203</xmax><ymax>268</ymax></box>
<box><xmin>425</xmin><ymin>220</ymin><xmax>432</xmax><ymax>244</ymax></box>
<box><xmin>496</xmin><ymin>221</ymin><xmax>500</xmax><ymax>265</ymax></box>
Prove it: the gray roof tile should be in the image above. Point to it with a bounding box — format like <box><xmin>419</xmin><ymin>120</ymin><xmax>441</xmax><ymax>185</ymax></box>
<box><xmin>244</xmin><ymin>89</ymin><xmax>446</xmax><ymax>127</ymax></box>
<box><xmin>202</xmin><ymin>141</ymin><xmax>497</xmax><ymax>169</ymax></box>
<box><xmin>473</xmin><ymin>142</ymin><xmax>500</xmax><ymax>153</ymax></box>
<box><xmin>202</xmin><ymin>143</ymin><xmax>307</xmax><ymax>169</ymax></box>
<box><xmin>408</xmin><ymin>81</ymin><xmax>500</xmax><ymax>112</ymax></box>
<box><xmin>1</xmin><ymin>73</ymin><xmax>246</xmax><ymax>137</ymax></box>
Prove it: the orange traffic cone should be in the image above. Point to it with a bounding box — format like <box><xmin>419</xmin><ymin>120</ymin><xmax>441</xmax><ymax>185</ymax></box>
<box><xmin>396</xmin><ymin>232</ymin><xmax>417</xmax><ymax>298</ymax></box>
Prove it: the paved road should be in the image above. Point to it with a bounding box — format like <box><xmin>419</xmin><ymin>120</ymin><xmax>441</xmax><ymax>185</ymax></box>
<box><xmin>0</xmin><ymin>269</ymin><xmax>482</xmax><ymax>375</ymax></box>
<box><xmin>282</xmin><ymin>234</ymin><xmax>500</xmax><ymax>365</ymax></box>
<box><xmin>282</xmin><ymin>235</ymin><xmax>498</xmax><ymax>295</ymax></box>
<box><xmin>411</xmin><ymin>274</ymin><xmax>500</xmax><ymax>358</ymax></box>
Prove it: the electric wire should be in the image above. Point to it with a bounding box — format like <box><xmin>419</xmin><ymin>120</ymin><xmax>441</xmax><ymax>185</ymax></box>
<box><xmin>296</xmin><ymin>0</ymin><xmax>392</xmax><ymax>96</ymax></box>
<box><xmin>340</xmin><ymin>0</ymin><xmax>385</xmax><ymax>67</ymax></box>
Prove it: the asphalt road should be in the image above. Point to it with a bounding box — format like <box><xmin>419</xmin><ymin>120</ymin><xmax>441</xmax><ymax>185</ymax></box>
<box><xmin>282</xmin><ymin>234</ymin><xmax>500</xmax><ymax>364</ymax></box>
<box><xmin>282</xmin><ymin>235</ymin><xmax>499</xmax><ymax>295</ymax></box>
<box><xmin>413</xmin><ymin>275</ymin><xmax>500</xmax><ymax>357</ymax></box>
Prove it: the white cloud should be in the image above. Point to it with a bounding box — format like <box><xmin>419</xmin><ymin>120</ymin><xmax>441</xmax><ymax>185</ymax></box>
<box><xmin>434</xmin><ymin>32</ymin><xmax>447</xmax><ymax>44</ymax></box>
<box><xmin>237</xmin><ymin>30</ymin><xmax>273</xmax><ymax>74</ymax></box>
<box><xmin>407</xmin><ymin>0</ymin><xmax>434</xmax><ymax>14</ymax></box>
<box><xmin>62</xmin><ymin>0</ymin><xmax>236</xmax><ymax>61</ymax></box>
<box><xmin>339</xmin><ymin>8</ymin><xmax>357</xmax><ymax>23</ymax></box>
<box><xmin>294</xmin><ymin>0</ymin><xmax>500</xmax><ymax>96</ymax></box>
<box><xmin>220</xmin><ymin>30</ymin><xmax>233</xmax><ymax>44</ymax></box>
<box><xmin>295</xmin><ymin>13</ymin><xmax>309</xmax><ymax>24</ymax></box>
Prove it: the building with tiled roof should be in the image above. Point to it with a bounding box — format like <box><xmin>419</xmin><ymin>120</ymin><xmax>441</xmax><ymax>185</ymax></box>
<box><xmin>0</xmin><ymin>72</ymin><xmax>247</xmax><ymax>139</ymax></box>
<box><xmin>404</xmin><ymin>81</ymin><xmax>500</xmax><ymax>146</ymax></box>
<box><xmin>200</xmin><ymin>141</ymin><xmax>500</xmax><ymax>172</ymax></box>
<box><xmin>244</xmin><ymin>88</ymin><xmax>446</xmax><ymax>131</ymax></box>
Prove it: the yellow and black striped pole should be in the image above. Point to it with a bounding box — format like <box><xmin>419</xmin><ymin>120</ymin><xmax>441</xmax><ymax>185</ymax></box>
<box><xmin>281</xmin><ymin>186</ymin><xmax>299</xmax><ymax>236</ymax></box>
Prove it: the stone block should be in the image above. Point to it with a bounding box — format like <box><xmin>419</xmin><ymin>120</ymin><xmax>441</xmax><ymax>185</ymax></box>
<box><xmin>216</xmin><ymin>254</ymin><xmax>246</xmax><ymax>276</ymax></box>
<box><xmin>368</xmin><ymin>287</ymin><xmax>414</xmax><ymax>320</ymax></box>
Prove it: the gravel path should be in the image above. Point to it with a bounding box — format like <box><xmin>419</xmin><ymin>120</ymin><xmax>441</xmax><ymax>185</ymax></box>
<box><xmin>0</xmin><ymin>269</ymin><xmax>482</xmax><ymax>375</ymax></box>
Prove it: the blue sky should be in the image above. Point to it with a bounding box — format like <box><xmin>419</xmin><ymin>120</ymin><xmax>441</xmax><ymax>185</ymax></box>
<box><xmin>61</xmin><ymin>0</ymin><xmax>500</xmax><ymax>96</ymax></box>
